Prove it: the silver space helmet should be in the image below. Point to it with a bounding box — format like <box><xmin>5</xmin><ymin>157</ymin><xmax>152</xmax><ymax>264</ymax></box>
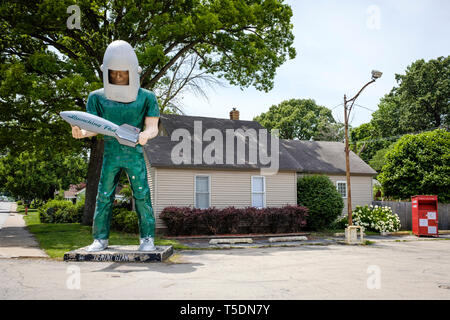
<box><xmin>100</xmin><ymin>40</ymin><xmax>142</xmax><ymax>103</ymax></box>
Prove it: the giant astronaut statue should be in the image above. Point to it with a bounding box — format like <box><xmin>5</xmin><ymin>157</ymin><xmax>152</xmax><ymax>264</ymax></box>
<box><xmin>71</xmin><ymin>40</ymin><xmax>160</xmax><ymax>252</ymax></box>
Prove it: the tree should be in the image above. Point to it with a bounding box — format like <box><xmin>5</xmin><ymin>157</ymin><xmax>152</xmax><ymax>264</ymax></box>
<box><xmin>253</xmin><ymin>99</ymin><xmax>341</xmax><ymax>140</ymax></box>
<box><xmin>368</xmin><ymin>146</ymin><xmax>391</xmax><ymax>173</ymax></box>
<box><xmin>393</xmin><ymin>56</ymin><xmax>449</xmax><ymax>130</ymax></box>
<box><xmin>371</xmin><ymin>56</ymin><xmax>449</xmax><ymax>136</ymax></box>
<box><xmin>350</xmin><ymin>122</ymin><xmax>392</xmax><ymax>163</ymax></box>
<box><xmin>0</xmin><ymin>148</ymin><xmax>88</xmax><ymax>205</ymax></box>
<box><xmin>351</xmin><ymin>56</ymin><xmax>449</xmax><ymax>164</ymax></box>
<box><xmin>377</xmin><ymin>129</ymin><xmax>450</xmax><ymax>202</ymax></box>
<box><xmin>1</xmin><ymin>0</ymin><xmax>296</xmax><ymax>224</ymax></box>
<box><xmin>370</xmin><ymin>94</ymin><xmax>405</xmax><ymax>138</ymax></box>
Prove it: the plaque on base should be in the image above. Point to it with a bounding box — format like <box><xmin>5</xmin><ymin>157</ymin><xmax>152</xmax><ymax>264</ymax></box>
<box><xmin>63</xmin><ymin>245</ymin><xmax>173</xmax><ymax>263</ymax></box>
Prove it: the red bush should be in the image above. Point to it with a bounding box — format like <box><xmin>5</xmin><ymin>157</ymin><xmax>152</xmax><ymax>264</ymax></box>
<box><xmin>160</xmin><ymin>205</ymin><xmax>309</xmax><ymax>236</ymax></box>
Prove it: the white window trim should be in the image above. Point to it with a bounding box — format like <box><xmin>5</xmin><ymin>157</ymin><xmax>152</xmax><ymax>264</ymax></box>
<box><xmin>336</xmin><ymin>180</ymin><xmax>347</xmax><ymax>198</ymax></box>
<box><xmin>194</xmin><ymin>174</ymin><xmax>211</xmax><ymax>209</ymax></box>
<box><xmin>251</xmin><ymin>175</ymin><xmax>266</xmax><ymax>208</ymax></box>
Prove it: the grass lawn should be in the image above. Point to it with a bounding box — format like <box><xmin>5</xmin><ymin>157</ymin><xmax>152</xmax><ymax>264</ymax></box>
<box><xmin>18</xmin><ymin>205</ymin><xmax>188</xmax><ymax>259</ymax></box>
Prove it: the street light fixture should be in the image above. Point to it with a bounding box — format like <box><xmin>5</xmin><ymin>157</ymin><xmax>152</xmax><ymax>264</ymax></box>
<box><xmin>343</xmin><ymin>70</ymin><xmax>382</xmax><ymax>229</ymax></box>
<box><xmin>371</xmin><ymin>70</ymin><xmax>383</xmax><ymax>80</ymax></box>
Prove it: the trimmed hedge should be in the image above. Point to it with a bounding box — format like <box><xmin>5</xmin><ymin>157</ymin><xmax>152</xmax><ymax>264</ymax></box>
<box><xmin>159</xmin><ymin>205</ymin><xmax>309</xmax><ymax>236</ymax></box>
<box><xmin>297</xmin><ymin>175</ymin><xmax>344</xmax><ymax>230</ymax></box>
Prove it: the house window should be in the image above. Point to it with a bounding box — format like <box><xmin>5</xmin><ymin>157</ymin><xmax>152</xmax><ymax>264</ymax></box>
<box><xmin>195</xmin><ymin>175</ymin><xmax>210</xmax><ymax>209</ymax></box>
<box><xmin>251</xmin><ymin>176</ymin><xmax>266</xmax><ymax>208</ymax></box>
<box><xmin>336</xmin><ymin>181</ymin><xmax>347</xmax><ymax>198</ymax></box>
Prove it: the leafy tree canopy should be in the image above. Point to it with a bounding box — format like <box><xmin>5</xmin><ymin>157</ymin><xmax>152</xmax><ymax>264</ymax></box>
<box><xmin>253</xmin><ymin>98</ymin><xmax>343</xmax><ymax>141</ymax></box>
<box><xmin>392</xmin><ymin>56</ymin><xmax>449</xmax><ymax>130</ymax></box>
<box><xmin>377</xmin><ymin>129</ymin><xmax>450</xmax><ymax>202</ymax></box>
<box><xmin>350</xmin><ymin>121</ymin><xmax>391</xmax><ymax>163</ymax></box>
<box><xmin>0</xmin><ymin>148</ymin><xmax>88</xmax><ymax>203</ymax></box>
<box><xmin>1</xmin><ymin>0</ymin><xmax>296</xmax><ymax>223</ymax></box>
<box><xmin>350</xmin><ymin>55</ymin><xmax>449</xmax><ymax>163</ymax></box>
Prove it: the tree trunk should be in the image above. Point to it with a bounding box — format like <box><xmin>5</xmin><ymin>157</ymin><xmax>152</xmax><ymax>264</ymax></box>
<box><xmin>82</xmin><ymin>137</ymin><xmax>104</xmax><ymax>226</ymax></box>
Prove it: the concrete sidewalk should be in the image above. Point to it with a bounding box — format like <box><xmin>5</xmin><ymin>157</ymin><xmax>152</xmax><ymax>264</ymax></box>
<box><xmin>0</xmin><ymin>202</ymin><xmax>48</xmax><ymax>259</ymax></box>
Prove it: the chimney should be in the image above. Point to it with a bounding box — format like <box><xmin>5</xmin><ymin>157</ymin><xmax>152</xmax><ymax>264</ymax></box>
<box><xmin>229</xmin><ymin>107</ymin><xmax>240</xmax><ymax>120</ymax></box>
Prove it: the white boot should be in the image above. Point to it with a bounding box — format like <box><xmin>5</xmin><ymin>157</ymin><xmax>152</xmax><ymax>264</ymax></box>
<box><xmin>86</xmin><ymin>239</ymin><xmax>108</xmax><ymax>252</ymax></box>
<box><xmin>138</xmin><ymin>237</ymin><xmax>156</xmax><ymax>251</ymax></box>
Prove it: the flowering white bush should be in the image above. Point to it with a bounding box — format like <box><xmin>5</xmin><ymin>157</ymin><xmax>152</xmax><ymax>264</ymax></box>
<box><xmin>352</xmin><ymin>205</ymin><xmax>401</xmax><ymax>233</ymax></box>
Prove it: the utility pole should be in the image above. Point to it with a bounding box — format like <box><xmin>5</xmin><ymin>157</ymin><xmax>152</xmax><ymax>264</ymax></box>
<box><xmin>344</xmin><ymin>70</ymin><xmax>382</xmax><ymax>228</ymax></box>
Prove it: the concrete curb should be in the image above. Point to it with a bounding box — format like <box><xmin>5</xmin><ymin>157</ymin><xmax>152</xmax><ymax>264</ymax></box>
<box><xmin>209</xmin><ymin>238</ymin><xmax>253</xmax><ymax>245</ymax></box>
<box><xmin>268</xmin><ymin>236</ymin><xmax>308</xmax><ymax>243</ymax></box>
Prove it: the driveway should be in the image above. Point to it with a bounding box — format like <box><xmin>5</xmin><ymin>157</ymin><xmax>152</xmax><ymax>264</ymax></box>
<box><xmin>1</xmin><ymin>239</ymin><xmax>449</xmax><ymax>300</ymax></box>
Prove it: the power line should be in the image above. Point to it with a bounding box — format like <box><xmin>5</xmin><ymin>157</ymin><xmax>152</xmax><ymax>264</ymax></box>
<box><xmin>350</xmin><ymin>125</ymin><xmax>448</xmax><ymax>144</ymax></box>
<box><xmin>330</xmin><ymin>103</ymin><xmax>343</xmax><ymax>111</ymax></box>
<box><xmin>353</xmin><ymin>104</ymin><xmax>375</xmax><ymax>112</ymax></box>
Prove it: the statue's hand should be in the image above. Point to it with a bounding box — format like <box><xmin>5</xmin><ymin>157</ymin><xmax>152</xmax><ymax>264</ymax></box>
<box><xmin>72</xmin><ymin>126</ymin><xmax>86</xmax><ymax>139</ymax></box>
<box><xmin>138</xmin><ymin>129</ymin><xmax>158</xmax><ymax>145</ymax></box>
<box><xmin>138</xmin><ymin>131</ymin><xmax>151</xmax><ymax>145</ymax></box>
<box><xmin>71</xmin><ymin>125</ymin><xmax>97</xmax><ymax>139</ymax></box>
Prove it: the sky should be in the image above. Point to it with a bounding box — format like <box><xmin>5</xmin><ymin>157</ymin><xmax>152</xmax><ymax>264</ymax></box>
<box><xmin>179</xmin><ymin>0</ymin><xmax>450</xmax><ymax>128</ymax></box>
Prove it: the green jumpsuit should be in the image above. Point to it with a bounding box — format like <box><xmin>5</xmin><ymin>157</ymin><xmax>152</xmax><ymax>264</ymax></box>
<box><xmin>86</xmin><ymin>87</ymin><xmax>160</xmax><ymax>240</ymax></box>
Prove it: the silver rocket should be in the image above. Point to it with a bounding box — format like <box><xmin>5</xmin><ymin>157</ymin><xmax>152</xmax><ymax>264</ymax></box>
<box><xmin>60</xmin><ymin>111</ymin><xmax>140</xmax><ymax>147</ymax></box>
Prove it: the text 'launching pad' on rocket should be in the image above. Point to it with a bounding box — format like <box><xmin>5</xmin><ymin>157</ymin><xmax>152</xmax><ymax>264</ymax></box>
<box><xmin>60</xmin><ymin>111</ymin><xmax>140</xmax><ymax>147</ymax></box>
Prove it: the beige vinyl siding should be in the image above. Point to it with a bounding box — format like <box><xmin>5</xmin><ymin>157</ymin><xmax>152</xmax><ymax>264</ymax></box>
<box><xmin>296</xmin><ymin>173</ymin><xmax>373</xmax><ymax>215</ymax></box>
<box><xmin>265</xmin><ymin>173</ymin><xmax>298</xmax><ymax>207</ymax></box>
<box><xmin>153</xmin><ymin>169</ymin><xmax>194</xmax><ymax>229</ymax></box>
<box><xmin>151</xmin><ymin>168</ymin><xmax>297</xmax><ymax>229</ymax></box>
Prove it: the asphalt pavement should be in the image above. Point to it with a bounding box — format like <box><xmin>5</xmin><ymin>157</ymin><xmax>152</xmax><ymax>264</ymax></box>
<box><xmin>1</xmin><ymin>201</ymin><xmax>450</xmax><ymax>300</ymax></box>
<box><xmin>1</xmin><ymin>240</ymin><xmax>450</xmax><ymax>299</ymax></box>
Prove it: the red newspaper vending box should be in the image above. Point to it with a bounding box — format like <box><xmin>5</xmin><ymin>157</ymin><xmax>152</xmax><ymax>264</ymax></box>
<box><xmin>412</xmin><ymin>195</ymin><xmax>438</xmax><ymax>237</ymax></box>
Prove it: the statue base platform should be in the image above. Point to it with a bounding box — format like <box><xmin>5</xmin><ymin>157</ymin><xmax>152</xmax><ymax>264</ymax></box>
<box><xmin>63</xmin><ymin>245</ymin><xmax>173</xmax><ymax>263</ymax></box>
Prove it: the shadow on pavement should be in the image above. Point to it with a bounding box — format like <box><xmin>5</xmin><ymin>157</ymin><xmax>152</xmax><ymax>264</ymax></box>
<box><xmin>90</xmin><ymin>261</ymin><xmax>204</xmax><ymax>274</ymax></box>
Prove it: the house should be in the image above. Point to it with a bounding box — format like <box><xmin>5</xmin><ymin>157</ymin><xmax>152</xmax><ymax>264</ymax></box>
<box><xmin>57</xmin><ymin>183</ymin><xmax>86</xmax><ymax>204</ymax></box>
<box><xmin>59</xmin><ymin>183</ymin><xmax>125</xmax><ymax>204</ymax></box>
<box><xmin>143</xmin><ymin>109</ymin><xmax>377</xmax><ymax>233</ymax></box>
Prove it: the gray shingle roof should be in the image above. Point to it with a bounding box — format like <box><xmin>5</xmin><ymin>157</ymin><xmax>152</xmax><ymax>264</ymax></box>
<box><xmin>158</xmin><ymin>113</ymin><xmax>265</xmax><ymax>135</ymax></box>
<box><xmin>280</xmin><ymin>140</ymin><xmax>377</xmax><ymax>175</ymax></box>
<box><xmin>143</xmin><ymin>113</ymin><xmax>376</xmax><ymax>175</ymax></box>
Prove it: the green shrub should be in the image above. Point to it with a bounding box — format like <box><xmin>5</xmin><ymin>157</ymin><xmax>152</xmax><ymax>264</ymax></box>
<box><xmin>352</xmin><ymin>205</ymin><xmax>401</xmax><ymax>233</ymax></box>
<box><xmin>111</xmin><ymin>208</ymin><xmax>139</xmax><ymax>234</ymax></box>
<box><xmin>17</xmin><ymin>200</ymin><xmax>23</xmax><ymax>206</ymax></box>
<box><xmin>297</xmin><ymin>175</ymin><xmax>344</xmax><ymax>230</ymax></box>
<box><xmin>39</xmin><ymin>199</ymin><xmax>81</xmax><ymax>223</ymax></box>
<box><xmin>378</xmin><ymin>129</ymin><xmax>450</xmax><ymax>202</ymax></box>
<box><xmin>55</xmin><ymin>189</ymin><xmax>65</xmax><ymax>201</ymax></box>
<box><xmin>30</xmin><ymin>199</ymin><xmax>45</xmax><ymax>209</ymax></box>
<box><xmin>331</xmin><ymin>215</ymin><xmax>348</xmax><ymax>230</ymax></box>
<box><xmin>74</xmin><ymin>197</ymin><xmax>85</xmax><ymax>221</ymax></box>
